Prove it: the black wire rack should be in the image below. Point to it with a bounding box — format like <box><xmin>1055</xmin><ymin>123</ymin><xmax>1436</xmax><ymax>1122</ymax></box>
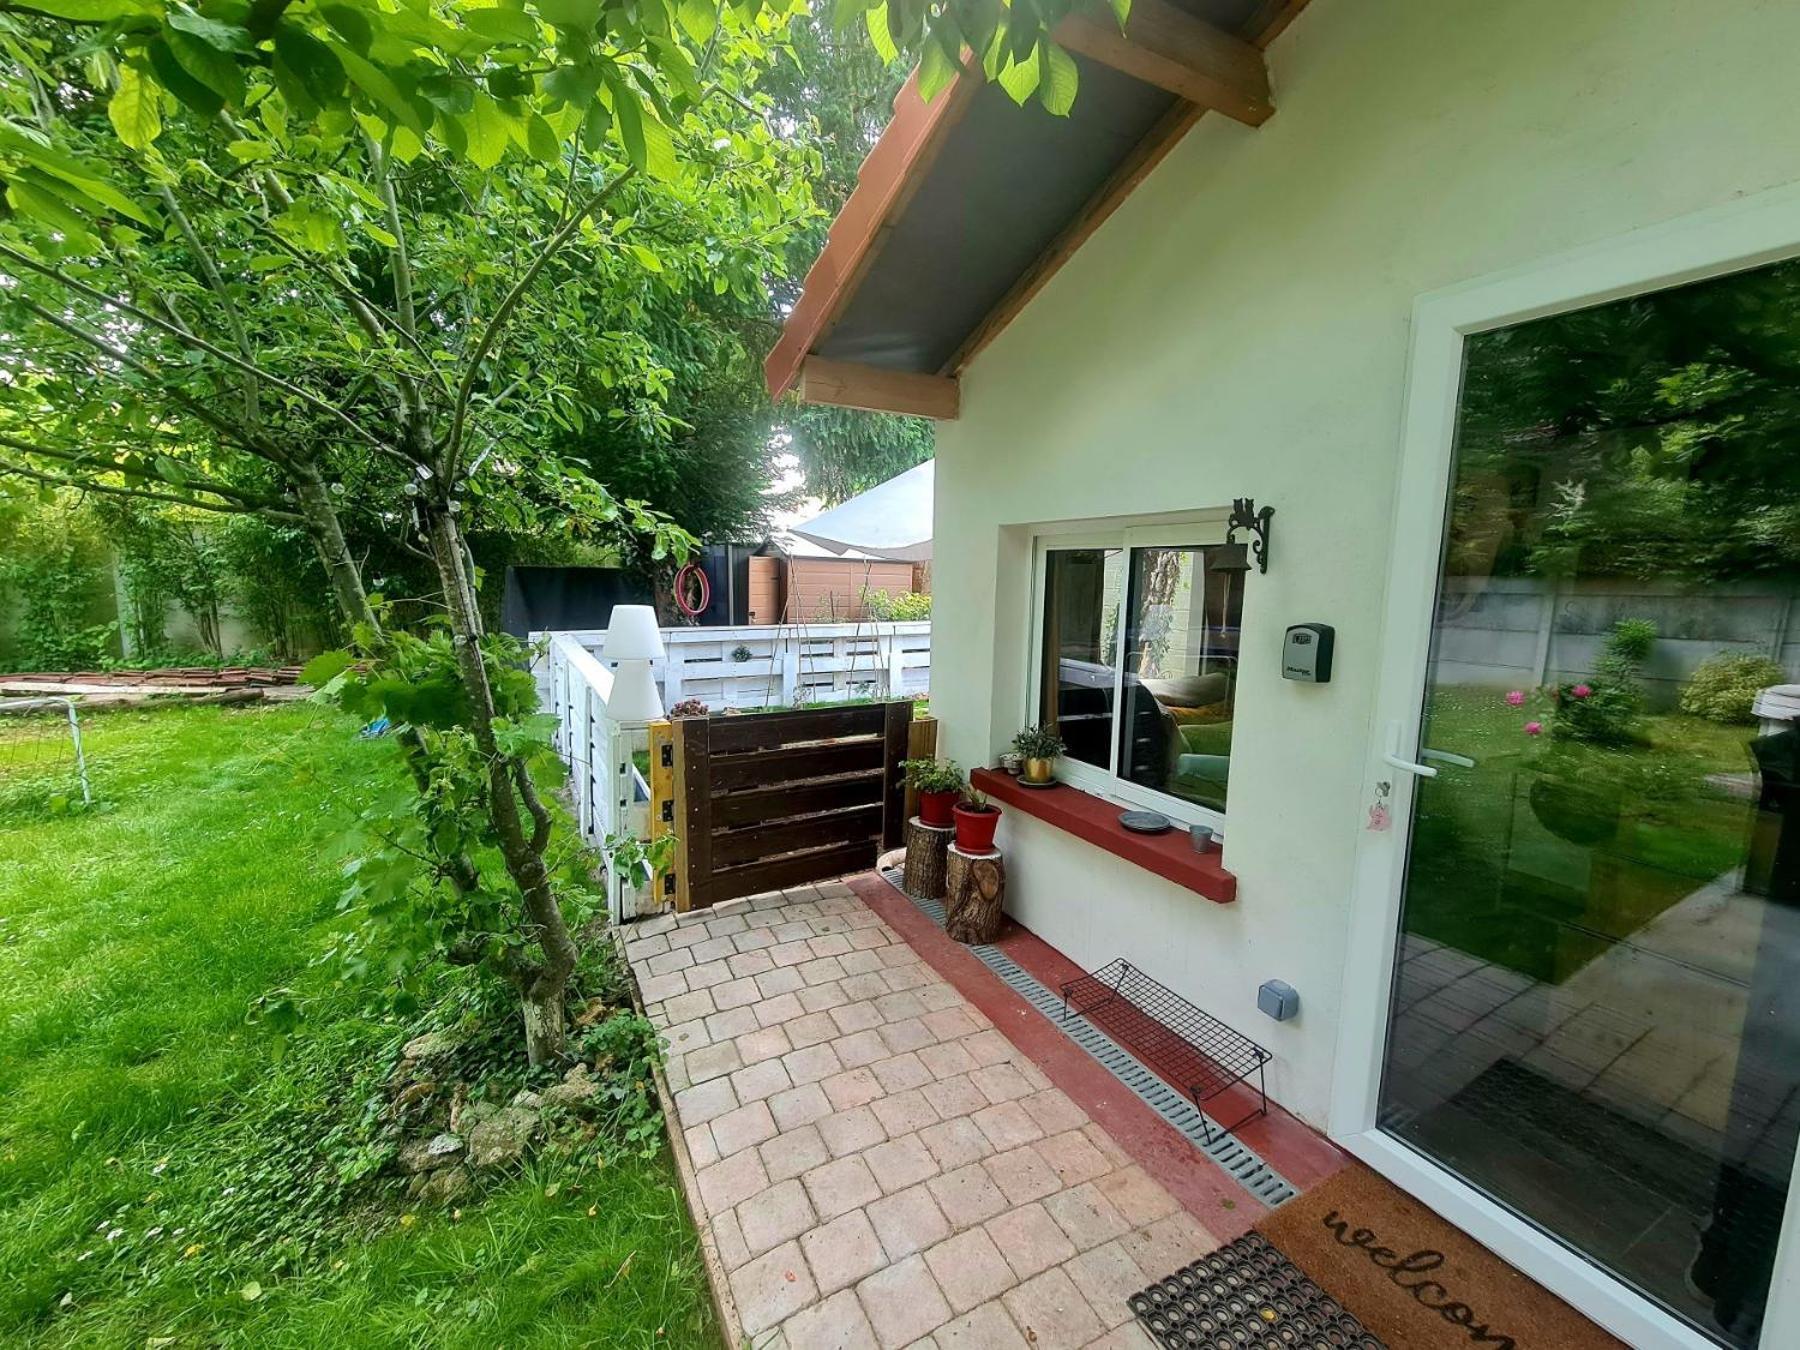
<box><xmin>1061</xmin><ymin>959</ymin><xmax>1271</xmax><ymax>1142</ymax></box>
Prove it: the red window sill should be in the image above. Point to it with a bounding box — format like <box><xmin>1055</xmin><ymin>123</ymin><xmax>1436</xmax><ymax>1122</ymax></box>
<box><xmin>970</xmin><ymin>767</ymin><xmax>1237</xmax><ymax>904</ymax></box>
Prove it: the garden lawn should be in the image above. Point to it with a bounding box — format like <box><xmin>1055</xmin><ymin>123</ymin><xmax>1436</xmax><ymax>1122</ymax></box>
<box><xmin>0</xmin><ymin>704</ymin><xmax>715</xmax><ymax>1348</ymax></box>
<box><xmin>1405</xmin><ymin>686</ymin><xmax>1757</xmax><ymax>981</ymax></box>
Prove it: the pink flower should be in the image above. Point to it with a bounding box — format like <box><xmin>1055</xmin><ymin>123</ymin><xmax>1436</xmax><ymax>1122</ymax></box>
<box><xmin>1524</xmin><ymin>721</ymin><xmax>1544</xmax><ymax>736</ymax></box>
<box><xmin>1505</xmin><ymin>690</ymin><xmax>1526</xmax><ymax>707</ymax></box>
<box><xmin>1571</xmin><ymin>683</ymin><xmax>1593</xmax><ymax>699</ymax></box>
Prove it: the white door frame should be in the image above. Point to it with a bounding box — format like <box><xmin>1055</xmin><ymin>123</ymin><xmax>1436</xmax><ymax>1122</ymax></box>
<box><xmin>1330</xmin><ymin>178</ymin><xmax>1800</xmax><ymax>1350</ymax></box>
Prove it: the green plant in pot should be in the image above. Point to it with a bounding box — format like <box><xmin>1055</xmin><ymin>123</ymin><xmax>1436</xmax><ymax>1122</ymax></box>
<box><xmin>1012</xmin><ymin>724</ymin><xmax>1066</xmax><ymax>785</ymax></box>
<box><xmin>903</xmin><ymin>758</ymin><xmax>965</xmax><ymax>827</ymax></box>
<box><xmin>954</xmin><ymin>788</ymin><xmax>1002</xmax><ymax>853</ymax></box>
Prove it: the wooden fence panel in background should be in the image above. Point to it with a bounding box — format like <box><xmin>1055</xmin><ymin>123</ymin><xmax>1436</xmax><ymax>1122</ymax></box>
<box><xmin>673</xmin><ymin>700</ymin><xmax>913</xmax><ymax>910</ymax></box>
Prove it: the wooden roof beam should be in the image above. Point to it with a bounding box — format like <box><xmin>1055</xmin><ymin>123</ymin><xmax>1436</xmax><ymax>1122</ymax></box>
<box><xmin>799</xmin><ymin>358</ymin><xmax>961</xmax><ymax>420</ymax></box>
<box><xmin>1055</xmin><ymin>0</ymin><xmax>1273</xmax><ymax>127</ymax></box>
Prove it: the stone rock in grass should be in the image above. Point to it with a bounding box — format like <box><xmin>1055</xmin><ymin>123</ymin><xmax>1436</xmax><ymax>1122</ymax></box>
<box><xmin>402</xmin><ymin>1030</ymin><xmax>459</xmax><ymax>1063</ymax></box>
<box><xmin>396</xmin><ymin>1132</ymin><xmax>464</xmax><ymax>1174</ymax></box>
<box><xmin>542</xmin><ymin>1064</ymin><xmax>601</xmax><ymax>1113</ymax></box>
<box><xmin>415</xmin><ymin>1166</ymin><xmax>472</xmax><ymax>1206</ymax></box>
<box><xmin>510</xmin><ymin>1089</ymin><xmax>544</xmax><ymax>1111</ymax></box>
<box><xmin>464</xmin><ymin>1104</ymin><xmax>540</xmax><ymax>1168</ymax></box>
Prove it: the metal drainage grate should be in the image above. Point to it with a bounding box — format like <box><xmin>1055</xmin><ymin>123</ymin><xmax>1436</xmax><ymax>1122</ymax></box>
<box><xmin>881</xmin><ymin>869</ymin><xmax>1297</xmax><ymax>1208</ymax></box>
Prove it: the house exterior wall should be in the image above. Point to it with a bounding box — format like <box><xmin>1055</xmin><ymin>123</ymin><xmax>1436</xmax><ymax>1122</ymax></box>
<box><xmin>929</xmin><ymin>0</ymin><xmax>1800</xmax><ymax>1128</ymax></box>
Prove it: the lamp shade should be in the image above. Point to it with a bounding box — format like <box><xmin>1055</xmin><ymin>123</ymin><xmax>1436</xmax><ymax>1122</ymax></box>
<box><xmin>603</xmin><ymin>604</ymin><xmax>665</xmax><ymax>661</ymax></box>
<box><xmin>607</xmin><ymin>660</ymin><xmax>664</xmax><ymax>723</ymax></box>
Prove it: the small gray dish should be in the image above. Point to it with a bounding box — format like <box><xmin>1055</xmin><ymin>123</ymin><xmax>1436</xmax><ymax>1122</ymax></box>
<box><xmin>1118</xmin><ymin>810</ymin><xmax>1173</xmax><ymax>834</ymax></box>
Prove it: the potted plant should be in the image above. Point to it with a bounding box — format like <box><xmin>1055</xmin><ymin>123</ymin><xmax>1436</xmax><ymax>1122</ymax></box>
<box><xmin>1011</xmin><ymin>724</ymin><xmax>1066</xmax><ymax>786</ymax></box>
<box><xmin>903</xmin><ymin>758</ymin><xmax>965</xmax><ymax>826</ymax></box>
<box><xmin>953</xmin><ymin>788</ymin><xmax>1002</xmax><ymax>853</ymax></box>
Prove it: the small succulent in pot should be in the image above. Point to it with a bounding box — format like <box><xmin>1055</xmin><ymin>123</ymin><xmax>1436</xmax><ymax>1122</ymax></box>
<box><xmin>902</xmin><ymin>757</ymin><xmax>966</xmax><ymax>826</ymax></box>
<box><xmin>1011</xmin><ymin>724</ymin><xmax>1066</xmax><ymax>784</ymax></box>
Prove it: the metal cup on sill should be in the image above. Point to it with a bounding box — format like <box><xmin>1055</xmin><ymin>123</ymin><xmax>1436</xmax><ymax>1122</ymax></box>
<box><xmin>1190</xmin><ymin>824</ymin><xmax>1216</xmax><ymax>853</ymax></box>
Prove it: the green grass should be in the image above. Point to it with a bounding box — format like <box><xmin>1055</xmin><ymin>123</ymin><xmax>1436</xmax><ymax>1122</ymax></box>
<box><xmin>1406</xmin><ymin>687</ymin><xmax>1758</xmax><ymax>981</ymax></box>
<box><xmin>0</xmin><ymin>704</ymin><xmax>716</xmax><ymax>1348</ymax></box>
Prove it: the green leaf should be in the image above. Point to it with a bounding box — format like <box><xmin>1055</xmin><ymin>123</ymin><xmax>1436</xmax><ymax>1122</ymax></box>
<box><xmin>916</xmin><ymin>37</ymin><xmax>956</xmax><ymax>101</ymax></box>
<box><xmin>108</xmin><ymin>64</ymin><xmax>162</xmax><ymax>149</ymax></box>
<box><xmin>1038</xmin><ymin>40</ymin><xmax>1078</xmax><ymax>115</ymax></box>
<box><xmin>6</xmin><ymin>175</ymin><xmax>101</xmax><ymax>253</ymax></box>
<box><xmin>301</xmin><ymin>651</ymin><xmax>354</xmax><ymax>687</ymax></box>
<box><xmin>524</xmin><ymin>112</ymin><xmax>560</xmax><ymax>163</ymax></box>
<box><xmin>864</xmin><ymin>3</ymin><xmax>898</xmax><ymax>62</ymax></box>
<box><xmin>610</xmin><ymin>79</ymin><xmax>647</xmax><ymax>174</ymax></box>
<box><xmin>637</xmin><ymin>107</ymin><xmax>676</xmax><ymax>181</ymax></box>
<box><xmin>462</xmin><ymin>91</ymin><xmax>513</xmax><ymax>169</ymax></box>
<box><xmin>996</xmin><ymin>50</ymin><xmax>1039</xmax><ymax>106</ymax></box>
<box><xmin>543</xmin><ymin>63</ymin><xmax>599</xmax><ymax>109</ymax></box>
<box><xmin>1109</xmin><ymin>0</ymin><xmax>1131</xmax><ymax>25</ymax></box>
<box><xmin>272</xmin><ymin>201</ymin><xmax>345</xmax><ymax>252</ymax></box>
<box><xmin>626</xmin><ymin>242</ymin><xmax>662</xmax><ymax>273</ymax></box>
<box><xmin>534</xmin><ymin>0</ymin><xmax>600</xmax><ymax>31</ymax></box>
<box><xmin>226</xmin><ymin>138</ymin><xmax>274</xmax><ymax>161</ymax></box>
<box><xmin>167</xmin><ymin>4</ymin><xmax>251</xmax><ymax>51</ymax></box>
<box><xmin>465</xmin><ymin>7</ymin><xmax>542</xmax><ymax>45</ymax></box>
<box><xmin>272</xmin><ymin>26</ymin><xmax>347</xmax><ymax>113</ymax></box>
<box><xmin>330</xmin><ymin>42</ymin><xmax>424</xmax><ymax>133</ymax></box>
<box><xmin>676</xmin><ymin>0</ymin><xmax>717</xmax><ymax>45</ymax></box>
<box><xmin>168</xmin><ymin>29</ymin><xmax>246</xmax><ymax>105</ymax></box>
<box><xmin>146</xmin><ymin>36</ymin><xmax>223</xmax><ymax>115</ymax></box>
<box><xmin>319</xmin><ymin>3</ymin><xmax>373</xmax><ymax>52</ymax></box>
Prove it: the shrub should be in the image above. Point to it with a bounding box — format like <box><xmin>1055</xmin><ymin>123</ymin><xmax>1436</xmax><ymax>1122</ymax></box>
<box><xmin>1548</xmin><ymin>618</ymin><xmax>1657</xmax><ymax>747</ymax></box>
<box><xmin>1680</xmin><ymin>652</ymin><xmax>1787</xmax><ymax>723</ymax></box>
<box><xmin>862</xmin><ymin>587</ymin><xmax>932</xmax><ymax>621</ymax></box>
<box><xmin>669</xmin><ymin>697</ymin><xmax>709</xmax><ymax>718</ymax></box>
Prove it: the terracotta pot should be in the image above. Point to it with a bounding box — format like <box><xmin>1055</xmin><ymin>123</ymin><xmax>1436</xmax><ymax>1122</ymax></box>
<box><xmin>918</xmin><ymin>788</ymin><xmax>959</xmax><ymax>827</ymax></box>
<box><xmin>953</xmin><ymin>802</ymin><xmax>1001</xmax><ymax>853</ymax></box>
<box><xmin>1021</xmin><ymin>757</ymin><xmax>1055</xmax><ymax>785</ymax></box>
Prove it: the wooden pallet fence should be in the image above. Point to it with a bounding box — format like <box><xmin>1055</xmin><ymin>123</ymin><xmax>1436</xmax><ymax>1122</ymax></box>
<box><xmin>671</xmin><ymin>700</ymin><xmax>913</xmax><ymax>910</ymax></box>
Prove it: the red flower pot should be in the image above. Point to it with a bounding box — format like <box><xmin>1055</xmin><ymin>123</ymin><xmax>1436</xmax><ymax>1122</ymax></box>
<box><xmin>919</xmin><ymin>789</ymin><xmax>959</xmax><ymax>827</ymax></box>
<box><xmin>953</xmin><ymin>802</ymin><xmax>1001</xmax><ymax>853</ymax></box>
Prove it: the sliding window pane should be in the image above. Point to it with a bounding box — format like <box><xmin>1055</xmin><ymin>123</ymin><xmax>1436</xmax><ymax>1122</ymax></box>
<box><xmin>1039</xmin><ymin>548</ymin><xmax>1122</xmax><ymax>770</ymax></box>
<box><xmin>1119</xmin><ymin>546</ymin><xmax>1241</xmax><ymax>812</ymax></box>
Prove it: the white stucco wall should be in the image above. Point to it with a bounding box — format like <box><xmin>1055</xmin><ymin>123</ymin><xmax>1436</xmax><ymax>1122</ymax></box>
<box><xmin>929</xmin><ymin>0</ymin><xmax>1800</xmax><ymax>1128</ymax></box>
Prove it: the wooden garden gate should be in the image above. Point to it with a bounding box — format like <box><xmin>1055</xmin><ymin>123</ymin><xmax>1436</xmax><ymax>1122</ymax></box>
<box><xmin>655</xmin><ymin>700</ymin><xmax>915</xmax><ymax>910</ymax></box>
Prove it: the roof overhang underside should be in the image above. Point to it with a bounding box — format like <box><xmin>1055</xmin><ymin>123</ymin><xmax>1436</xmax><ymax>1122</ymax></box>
<box><xmin>766</xmin><ymin>0</ymin><xmax>1307</xmax><ymax>418</ymax></box>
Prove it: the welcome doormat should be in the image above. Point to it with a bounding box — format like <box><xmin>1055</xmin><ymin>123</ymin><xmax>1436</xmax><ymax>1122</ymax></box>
<box><xmin>1253</xmin><ymin>1166</ymin><xmax>1626</xmax><ymax>1350</ymax></box>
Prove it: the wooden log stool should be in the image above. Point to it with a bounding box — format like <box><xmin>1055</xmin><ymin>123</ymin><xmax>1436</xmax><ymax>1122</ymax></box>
<box><xmin>902</xmin><ymin>817</ymin><xmax>953</xmax><ymax>899</ymax></box>
<box><xmin>944</xmin><ymin>845</ymin><xmax>1005</xmax><ymax>944</ymax></box>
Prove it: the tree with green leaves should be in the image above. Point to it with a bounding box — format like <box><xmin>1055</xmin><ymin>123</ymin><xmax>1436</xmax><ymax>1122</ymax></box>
<box><xmin>0</xmin><ymin>0</ymin><xmax>1097</xmax><ymax>1064</ymax></box>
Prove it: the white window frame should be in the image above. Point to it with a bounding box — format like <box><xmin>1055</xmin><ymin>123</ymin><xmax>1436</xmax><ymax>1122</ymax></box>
<box><xmin>1332</xmin><ymin>179</ymin><xmax>1800</xmax><ymax>1350</ymax></box>
<box><xmin>1027</xmin><ymin>518</ymin><xmax>1234</xmax><ymax>830</ymax></box>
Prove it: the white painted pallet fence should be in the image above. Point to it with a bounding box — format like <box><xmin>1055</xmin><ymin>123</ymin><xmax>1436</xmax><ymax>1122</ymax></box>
<box><xmin>538</xmin><ymin>620</ymin><xmax>930</xmax><ymax>713</ymax></box>
<box><xmin>541</xmin><ymin>632</ymin><xmax>654</xmax><ymax>921</ymax></box>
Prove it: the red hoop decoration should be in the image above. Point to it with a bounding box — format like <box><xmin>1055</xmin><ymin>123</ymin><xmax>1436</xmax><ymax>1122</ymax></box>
<box><xmin>674</xmin><ymin>562</ymin><xmax>711</xmax><ymax>618</ymax></box>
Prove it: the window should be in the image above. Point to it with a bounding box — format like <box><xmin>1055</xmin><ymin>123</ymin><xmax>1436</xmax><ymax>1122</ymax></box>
<box><xmin>1034</xmin><ymin>527</ymin><xmax>1242</xmax><ymax>820</ymax></box>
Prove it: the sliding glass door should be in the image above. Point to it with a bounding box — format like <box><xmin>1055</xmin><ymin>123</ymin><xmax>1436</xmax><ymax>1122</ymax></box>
<box><xmin>1378</xmin><ymin>254</ymin><xmax>1800</xmax><ymax>1346</ymax></box>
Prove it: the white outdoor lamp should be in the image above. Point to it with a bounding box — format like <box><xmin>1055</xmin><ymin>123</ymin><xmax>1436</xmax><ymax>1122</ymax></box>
<box><xmin>602</xmin><ymin>604</ymin><xmax>666</xmax><ymax>723</ymax></box>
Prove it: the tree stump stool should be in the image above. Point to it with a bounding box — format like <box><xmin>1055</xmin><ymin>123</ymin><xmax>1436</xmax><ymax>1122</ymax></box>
<box><xmin>902</xmin><ymin>817</ymin><xmax>953</xmax><ymax>899</ymax></box>
<box><xmin>944</xmin><ymin>845</ymin><xmax>1005</xmax><ymax>944</ymax></box>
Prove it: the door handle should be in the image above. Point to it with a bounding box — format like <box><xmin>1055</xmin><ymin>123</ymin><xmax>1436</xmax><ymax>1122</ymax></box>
<box><xmin>1420</xmin><ymin>747</ymin><xmax>1476</xmax><ymax>769</ymax></box>
<box><xmin>1383</xmin><ymin>720</ymin><xmax>1438</xmax><ymax>778</ymax></box>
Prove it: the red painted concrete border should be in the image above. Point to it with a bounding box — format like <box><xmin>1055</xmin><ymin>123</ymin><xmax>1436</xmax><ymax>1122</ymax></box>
<box><xmin>848</xmin><ymin>873</ymin><xmax>1351</xmax><ymax>1242</ymax></box>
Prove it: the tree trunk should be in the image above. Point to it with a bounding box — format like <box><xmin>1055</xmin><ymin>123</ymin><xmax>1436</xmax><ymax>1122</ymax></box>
<box><xmin>291</xmin><ymin>462</ymin><xmax>379</xmax><ymax>635</ymax></box>
<box><xmin>424</xmin><ymin>504</ymin><xmax>576</xmax><ymax>1067</ymax></box>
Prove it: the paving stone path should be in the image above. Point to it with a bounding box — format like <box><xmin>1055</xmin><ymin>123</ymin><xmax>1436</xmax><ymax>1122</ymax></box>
<box><xmin>626</xmin><ymin>879</ymin><xmax>1220</xmax><ymax>1349</ymax></box>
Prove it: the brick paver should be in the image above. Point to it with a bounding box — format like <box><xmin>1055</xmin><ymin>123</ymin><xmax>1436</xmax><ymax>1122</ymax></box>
<box><xmin>629</xmin><ymin>880</ymin><xmax>1216</xmax><ymax>1348</ymax></box>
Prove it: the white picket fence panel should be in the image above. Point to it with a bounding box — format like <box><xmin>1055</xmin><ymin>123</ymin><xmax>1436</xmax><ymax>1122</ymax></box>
<box><xmin>541</xmin><ymin>632</ymin><xmax>654</xmax><ymax>922</ymax></box>
<box><xmin>538</xmin><ymin>621</ymin><xmax>930</xmax><ymax>714</ymax></box>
